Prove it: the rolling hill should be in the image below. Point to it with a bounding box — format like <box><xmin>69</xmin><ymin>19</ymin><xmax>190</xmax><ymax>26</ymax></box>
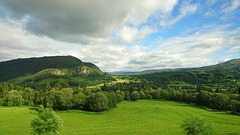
<box><xmin>131</xmin><ymin>58</ymin><xmax>240</xmax><ymax>89</ymax></box>
<box><xmin>0</xmin><ymin>56</ymin><xmax>115</xmax><ymax>89</ymax></box>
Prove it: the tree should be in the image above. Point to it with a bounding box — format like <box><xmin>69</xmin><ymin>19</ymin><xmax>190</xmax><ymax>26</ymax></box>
<box><xmin>197</xmin><ymin>91</ymin><xmax>214</xmax><ymax>107</ymax></box>
<box><xmin>130</xmin><ymin>91</ymin><xmax>140</xmax><ymax>101</ymax></box>
<box><xmin>230</xmin><ymin>100</ymin><xmax>240</xmax><ymax>112</ymax></box>
<box><xmin>31</xmin><ymin>105</ymin><xmax>63</xmax><ymax>134</ymax></box>
<box><xmin>72</xmin><ymin>92</ymin><xmax>86</xmax><ymax>109</ymax></box>
<box><xmin>124</xmin><ymin>91</ymin><xmax>131</xmax><ymax>100</ymax></box>
<box><xmin>64</xmin><ymin>80</ymin><xmax>70</xmax><ymax>88</ymax></box>
<box><xmin>22</xmin><ymin>87</ymin><xmax>35</xmax><ymax>106</ymax></box>
<box><xmin>181</xmin><ymin>116</ymin><xmax>213</xmax><ymax>135</ymax></box>
<box><xmin>4</xmin><ymin>90</ymin><xmax>24</xmax><ymax>106</ymax></box>
<box><xmin>213</xmin><ymin>93</ymin><xmax>230</xmax><ymax>110</ymax></box>
<box><xmin>89</xmin><ymin>92</ymin><xmax>108</xmax><ymax>112</ymax></box>
<box><xmin>104</xmin><ymin>92</ymin><xmax>117</xmax><ymax>109</ymax></box>
<box><xmin>46</xmin><ymin>82</ymin><xmax>51</xmax><ymax>92</ymax></box>
<box><xmin>139</xmin><ymin>91</ymin><xmax>146</xmax><ymax>99</ymax></box>
<box><xmin>54</xmin><ymin>82</ymin><xmax>62</xmax><ymax>91</ymax></box>
<box><xmin>116</xmin><ymin>90</ymin><xmax>124</xmax><ymax>103</ymax></box>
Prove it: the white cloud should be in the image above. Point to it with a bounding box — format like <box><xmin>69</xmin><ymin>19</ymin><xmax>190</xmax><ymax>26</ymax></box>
<box><xmin>160</xmin><ymin>0</ymin><xmax>198</xmax><ymax>27</ymax></box>
<box><xmin>0</xmin><ymin>18</ymin><xmax>76</xmax><ymax>61</ymax></box>
<box><xmin>120</xmin><ymin>25</ymin><xmax>240</xmax><ymax>71</ymax></box>
<box><xmin>0</xmin><ymin>0</ymin><xmax>178</xmax><ymax>43</ymax></box>
<box><xmin>117</xmin><ymin>26</ymin><xmax>157</xmax><ymax>43</ymax></box>
<box><xmin>228</xmin><ymin>45</ymin><xmax>240</xmax><ymax>52</ymax></box>
<box><xmin>221</xmin><ymin>0</ymin><xmax>240</xmax><ymax>13</ymax></box>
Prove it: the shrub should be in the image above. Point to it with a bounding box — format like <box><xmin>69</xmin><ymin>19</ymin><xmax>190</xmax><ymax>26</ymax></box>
<box><xmin>181</xmin><ymin>116</ymin><xmax>213</xmax><ymax>135</ymax></box>
<box><xmin>31</xmin><ymin>105</ymin><xmax>63</xmax><ymax>134</ymax></box>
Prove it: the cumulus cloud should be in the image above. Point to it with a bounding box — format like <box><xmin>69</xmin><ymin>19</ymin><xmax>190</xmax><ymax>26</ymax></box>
<box><xmin>0</xmin><ymin>0</ymin><xmax>177</xmax><ymax>43</ymax></box>
<box><xmin>117</xmin><ymin>26</ymin><xmax>157</xmax><ymax>43</ymax></box>
<box><xmin>0</xmin><ymin>17</ymin><xmax>76</xmax><ymax>61</ymax></box>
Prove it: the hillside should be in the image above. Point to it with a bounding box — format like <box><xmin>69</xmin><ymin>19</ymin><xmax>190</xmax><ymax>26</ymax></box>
<box><xmin>132</xmin><ymin>58</ymin><xmax>240</xmax><ymax>89</ymax></box>
<box><xmin>0</xmin><ymin>56</ymin><xmax>115</xmax><ymax>89</ymax></box>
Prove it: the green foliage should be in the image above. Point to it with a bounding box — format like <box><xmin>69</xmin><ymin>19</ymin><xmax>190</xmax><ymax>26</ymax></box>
<box><xmin>139</xmin><ymin>91</ymin><xmax>146</xmax><ymax>99</ymax></box>
<box><xmin>229</xmin><ymin>100</ymin><xmax>240</xmax><ymax>112</ymax></box>
<box><xmin>31</xmin><ymin>105</ymin><xmax>63</xmax><ymax>134</ymax></box>
<box><xmin>43</xmin><ymin>88</ymin><xmax>74</xmax><ymax>110</ymax></box>
<box><xmin>124</xmin><ymin>91</ymin><xmax>131</xmax><ymax>100</ymax></box>
<box><xmin>104</xmin><ymin>91</ymin><xmax>117</xmax><ymax>109</ymax></box>
<box><xmin>4</xmin><ymin>90</ymin><xmax>24</xmax><ymax>106</ymax></box>
<box><xmin>130</xmin><ymin>91</ymin><xmax>140</xmax><ymax>101</ymax></box>
<box><xmin>181</xmin><ymin>117</ymin><xmax>213</xmax><ymax>135</ymax></box>
<box><xmin>116</xmin><ymin>90</ymin><xmax>125</xmax><ymax>102</ymax></box>
<box><xmin>46</xmin><ymin>82</ymin><xmax>51</xmax><ymax>92</ymax></box>
<box><xmin>213</xmin><ymin>93</ymin><xmax>230</xmax><ymax>110</ymax></box>
<box><xmin>72</xmin><ymin>92</ymin><xmax>87</xmax><ymax>109</ymax></box>
<box><xmin>22</xmin><ymin>87</ymin><xmax>35</xmax><ymax>106</ymax></box>
<box><xmin>88</xmin><ymin>92</ymin><xmax>109</xmax><ymax>112</ymax></box>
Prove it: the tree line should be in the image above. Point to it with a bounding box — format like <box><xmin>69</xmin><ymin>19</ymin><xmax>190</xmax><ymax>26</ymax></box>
<box><xmin>0</xmin><ymin>82</ymin><xmax>240</xmax><ymax>113</ymax></box>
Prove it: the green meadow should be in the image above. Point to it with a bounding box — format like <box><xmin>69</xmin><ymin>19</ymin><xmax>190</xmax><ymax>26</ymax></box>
<box><xmin>1</xmin><ymin>100</ymin><xmax>240</xmax><ymax>135</ymax></box>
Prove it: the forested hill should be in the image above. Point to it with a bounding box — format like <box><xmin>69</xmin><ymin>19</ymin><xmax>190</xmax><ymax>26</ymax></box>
<box><xmin>133</xmin><ymin>58</ymin><xmax>240</xmax><ymax>89</ymax></box>
<box><xmin>0</xmin><ymin>56</ymin><xmax>99</xmax><ymax>81</ymax></box>
<box><xmin>0</xmin><ymin>56</ymin><xmax>114</xmax><ymax>89</ymax></box>
<box><xmin>190</xmin><ymin>58</ymin><xmax>240</xmax><ymax>72</ymax></box>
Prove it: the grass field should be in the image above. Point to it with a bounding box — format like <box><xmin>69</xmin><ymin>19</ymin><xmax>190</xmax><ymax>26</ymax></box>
<box><xmin>1</xmin><ymin>100</ymin><xmax>240</xmax><ymax>135</ymax></box>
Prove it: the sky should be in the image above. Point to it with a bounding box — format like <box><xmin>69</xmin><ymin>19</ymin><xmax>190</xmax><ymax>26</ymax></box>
<box><xmin>0</xmin><ymin>0</ymin><xmax>239</xmax><ymax>72</ymax></box>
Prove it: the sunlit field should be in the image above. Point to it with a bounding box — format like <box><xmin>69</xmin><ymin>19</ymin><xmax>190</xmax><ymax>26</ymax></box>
<box><xmin>1</xmin><ymin>100</ymin><xmax>240</xmax><ymax>135</ymax></box>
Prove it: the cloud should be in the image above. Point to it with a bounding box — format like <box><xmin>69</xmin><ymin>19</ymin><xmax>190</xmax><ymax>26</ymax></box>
<box><xmin>117</xmin><ymin>26</ymin><xmax>157</xmax><ymax>43</ymax></box>
<box><xmin>0</xmin><ymin>0</ymin><xmax>178</xmax><ymax>43</ymax></box>
<box><xmin>120</xmin><ymin>25</ymin><xmax>240</xmax><ymax>71</ymax></box>
<box><xmin>221</xmin><ymin>0</ymin><xmax>240</xmax><ymax>13</ymax></box>
<box><xmin>160</xmin><ymin>0</ymin><xmax>198</xmax><ymax>26</ymax></box>
<box><xmin>0</xmin><ymin>0</ymin><xmax>239</xmax><ymax>72</ymax></box>
<box><xmin>228</xmin><ymin>45</ymin><xmax>240</xmax><ymax>52</ymax></box>
<box><xmin>0</xmin><ymin>17</ymin><xmax>76</xmax><ymax>61</ymax></box>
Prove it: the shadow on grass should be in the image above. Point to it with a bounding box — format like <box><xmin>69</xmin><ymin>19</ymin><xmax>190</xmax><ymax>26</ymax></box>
<box><xmin>149</xmin><ymin>99</ymin><xmax>240</xmax><ymax>116</ymax></box>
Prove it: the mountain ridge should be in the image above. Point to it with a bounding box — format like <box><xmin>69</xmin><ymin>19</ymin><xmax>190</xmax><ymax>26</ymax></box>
<box><xmin>0</xmin><ymin>56</ymin><xmax>114</xmax><ymax>89</ymax></box>
<box><xmin>109</xmin><ymin>58</ymin><xmax>240</xmax><ymax>75</ymax></box>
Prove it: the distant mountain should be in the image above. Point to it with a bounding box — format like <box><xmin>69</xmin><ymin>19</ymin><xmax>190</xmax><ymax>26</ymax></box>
<box><xmin>111</xmin><ymin>58</ymin><xmax>240</xmax><ymax>75</ymax></box>
<box><xmin>0</xmin><ymin>56</ymin><xmax>114</xmax><ymax>89</ymax></box>
<box><xmin>189</xmin><ymin>58</ymin><xmax>240</xmax><ymax>72</ymax></box>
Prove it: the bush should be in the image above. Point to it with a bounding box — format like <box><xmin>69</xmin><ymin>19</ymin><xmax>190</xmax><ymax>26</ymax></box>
<box><xmin>181</xmin><ymin>116</ymin><xmax>213</xmax><ymax>135</ymax></box>
<box><xmin>31</xmin><ymin>105</ymin><xmax>63</xmax><ymax>134</ymax></box>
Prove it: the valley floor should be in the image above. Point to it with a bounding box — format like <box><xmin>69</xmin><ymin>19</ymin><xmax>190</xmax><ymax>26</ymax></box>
<box><xmin>1</xmin><ymin>100</ymin><xmax>240</xmax><ymax>135</ymax></box>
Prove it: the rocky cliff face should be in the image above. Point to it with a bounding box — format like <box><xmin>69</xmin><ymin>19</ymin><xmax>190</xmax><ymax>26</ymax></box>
<box><xmin>69</xmin><ymin>66</ymin><xmax>92</xmax><ymax>75</ymax></box>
